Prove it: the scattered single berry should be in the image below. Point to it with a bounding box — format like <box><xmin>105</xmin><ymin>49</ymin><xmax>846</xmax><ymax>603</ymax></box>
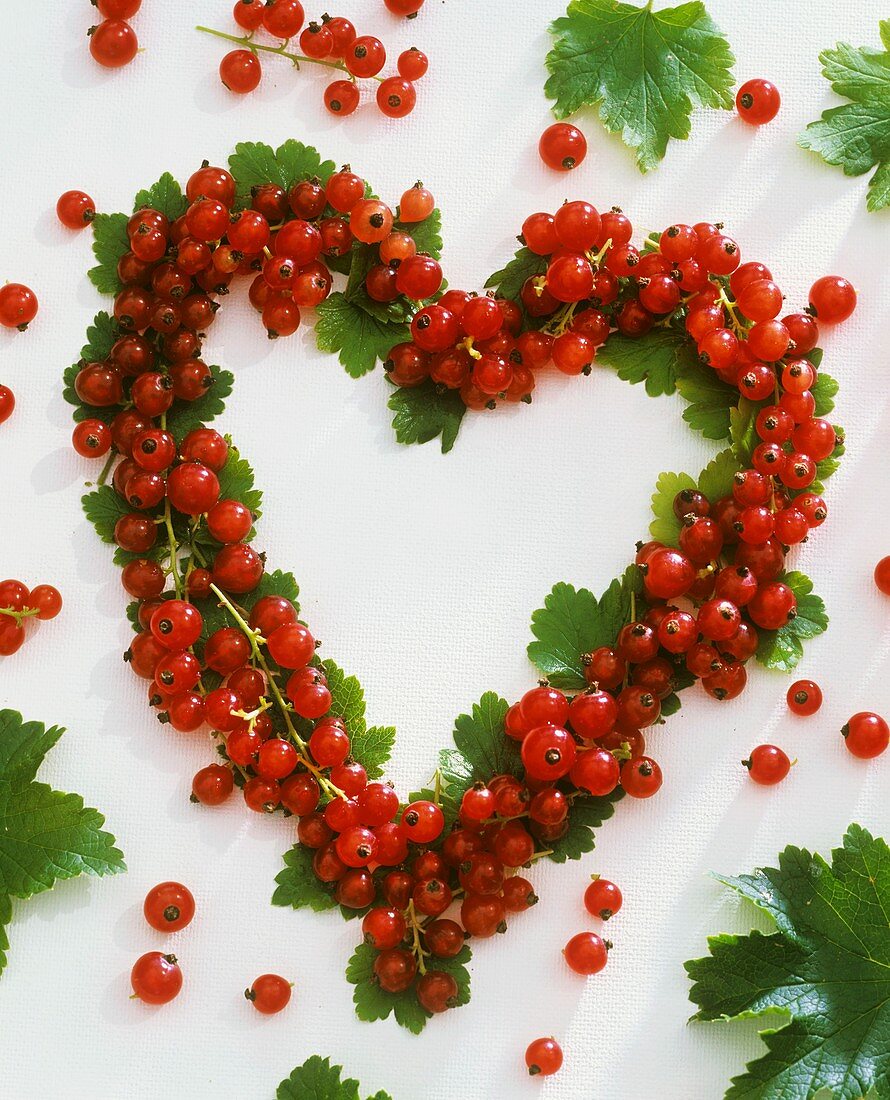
<box><xmin>245</xmin><ymin>973</ymin><xmax>292</xmax><ymax>1014</ymax></box>
<box><xmin>143</xmin><ymin>882</ymin><xmax>196</xmax><ymax>933</ymax></box>
<box><xmin>787</xmin><ymin>679</ymin><xmax>822</xmax><ymax>716</ymax></box>
<box><xmin>736</xmin><ymin>78</ymin><xmax>780</xmax><ymax>124</ymax></box>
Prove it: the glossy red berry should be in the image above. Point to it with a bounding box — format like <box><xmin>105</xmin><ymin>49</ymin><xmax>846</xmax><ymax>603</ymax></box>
<box><xmin>131</xmin><ymin>952</ymin><xmax>182</xmax><ymax>1004</ymax></box>
<box><xmin>57</xmin><ymin>190</ymin><xmax>96</xmax><ymax>230</ymax></box>
<box><xmin>809</xmin><ymin>276</ymin><xmax>856</xmax><ymax>324</ymax></box>
<box><xmin>0</xmin><ymin>284</ymin><xmax>38</xmax><ymax>330</ymax></box>
<box><xmin>736</xmin><ymin>78</ymin><xmax>780</xmax><ymax>124</ymax></box>
<box><xmin>539</xmin><ymin>123</ymin><xmax>587</xmax><ymax>171</ymax></box>
<box><xmin>787</xmin><ymin>679</ymin><xmax>822</xmax><ymax>716</ymax></box>
<box><xmin>220</xmin><ymin>49</ymin><xmax>262</xmax><ymax>94</ymax></box>
<box><xmin>584</xmin><ymin>877</ymin><xmax>622</xmax><ymax>920</ymax></box>
<box><xmin>525</xmin><ymin>1037</ymin><xmax>563</xmax><ymax>1077</ymax></box>
<box><xmin>564</xmin><ymin>931</ymin><xmax>610</xmax><ymax>975</ymax></box>
<box><xmin>246</xmin><ymin>973</ymin><xmax>292</xmax><ymax>1014</ymax></box>
<box><xmin>144</xmin><ymin>882</ymin><xmax>195</xmax><ymax>933</ymax></box>
<box><xmin>842</xmin><ymin>712</ymin><xmax>889</xmax><ymax>759</ymax></box>
<box><xmin>743</xmin><ymin>744</ymin><xmax>791</xmax><ymax>785</ymax></box>
<box><xmin>89</xmin><ymin>19</ymin><xmax>139</xmax><ymax>68</ymax></box>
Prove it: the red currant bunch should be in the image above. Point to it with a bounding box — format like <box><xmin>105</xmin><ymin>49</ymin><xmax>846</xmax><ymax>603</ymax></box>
<box><xmin>0</xmin><ymin>579</ymin><xmax>62</xmax><ymax>656</ymax></box>
<box><xmin>205</xmin><ymin>8</ymin><xmax>427</xmax><ymax>119</ymax></box>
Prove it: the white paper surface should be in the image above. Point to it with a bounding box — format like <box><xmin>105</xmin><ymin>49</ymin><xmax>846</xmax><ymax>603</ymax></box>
<box><xmin>0</xmin><ymin>1</ymin><xmax>888</xmax><ymax>1096</ymax></box>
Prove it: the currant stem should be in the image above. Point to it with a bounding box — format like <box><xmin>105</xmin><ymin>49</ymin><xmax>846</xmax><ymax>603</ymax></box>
<box><xmin>208</xmin><ymin>582</ymin><xmax>344</xmax><ymax>800</ymax></box>
<box><xmin>0</xmin><ymin>605</ymin><xmax>40</xmax><ymax>627</ymax></box>
<box><xmin>195</xmin><ymin>26</ymin><xmax>385</xmax><ymax>82</ymax></box>
<box><xmin>96</xmin><ymin>450</ymin><xmax>116</xmax><ymax>488</ymax></box>
<box><xmin>406</xmin><ymin>900</ymin><xmax>429</xmax><ymax>976</ymax></box>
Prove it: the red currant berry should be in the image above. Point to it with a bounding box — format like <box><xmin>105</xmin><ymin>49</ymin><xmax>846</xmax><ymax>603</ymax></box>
<box><xmin>842</xmin><ymin>712</ymin><xmax>889</xmax><ymax>759</ymax></box>
<box><xmin>736</xmin><ymin>78</ymin><xmax>781</xmax><ymax>124</ymax></box>
<box><xmin>539</xmin><ymin>122</ymin><xmax>587</xmax><ymax>171</ymax></box>
<box><xmin>144</xmin><ymin>882</ymin><xmax>195</xmax><ymax>932</ymax></box>
<box><xmin>89</xmin><ymin>19</ymin><xmax>138</xmax><ymax>68</ymax></box>
<box><xmin>57</xmin><ymin>190</ymin><xmax>96</xmax><ymax>230</ymax></box>
<box><xmin>787</xmin><ymin>679</ymin><xmax>822</xmax><ymax>716</ymax></box>
<box><xmin>246</xmin><ymin>973</ymin><xmax>292</xmax><ymax>1014</ymax></box>
<box><xmin>220</xmin><ymin>49</ymin><xmax>262</xmax><ymax>93</ymax></box>
<box><xmin>525</xmin><ymin>1037</ymin><xmax>563</xmax><ymax>1077</ymax></box>
<box><xmin>743</xmin><ymin>744</ymin><xmax>791</xmax><ymax>785</ymax></box>
<box><xmin>131</xmin><ymin>952</ymin><xmax>182</xmax><ymax>1005</ymax></box>
<box><xmin>564</xmin><ymin>931</ymin><xmax>610</xmax><ymax>975</ymax></box>
<box><xmin>809</xmin><ymin>275</ymin><xmax>856</xmax><ymax>324</ymax></box>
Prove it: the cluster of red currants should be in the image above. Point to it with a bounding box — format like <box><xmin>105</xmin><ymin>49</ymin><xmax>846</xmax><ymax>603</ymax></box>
<box><xmin>88</xmin><ymin>0</ymin><xmax>141</xmax><ymax>69</ymax></box>
<box><xmin>0</xmin><ymin>579</ymin><xmax>62</xmax><ymax>657</ymax></box>
<box><xmin>132</xmin><ymin>880</ymin><xmax>292</xmax><ymax>1012</ymax></box>
<box><xmin>205</xmin><ymin>3</ymin><xmax>428</xmax><ymax>118</ymax></box>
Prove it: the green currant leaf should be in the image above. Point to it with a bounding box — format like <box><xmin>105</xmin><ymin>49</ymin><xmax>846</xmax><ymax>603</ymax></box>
<box><xmin>164</xmin><ymin>365</ymin><xmax>234</xmax><ymax>439</ymax></box>
<box><xmin>729</xmin><ymin>397</ymin><xmax>760</xmax><ymax>466</ymax></box>
<box><xmin>272</xmin><ymin>843</ymin><xmax>337</xmax><ymax>913</ymax></box>
<box><xmin>276</xmin><ymin>1055</ymin><xmax>393</xmax><ymax>1100</ymax></box>
<box><xmin>800</xmin><ymin>22</ymin><xmax>890</xmax><ymax>212</ymax></box>
<box><xmin>754</xmin><ymin>571</ymin><xmax>829</xmax><ymax>672</ymax></box>
<box><xmin>387</xmin><ymin>379</ymin><xmax>466</xmax><ymax>454</ymax></box>
<box><xmin>82</xmin><ymin>486</ymin><xmax>134</xmax><ymax>545</ymax></box>
<box><xmin>811</xmin><ymin>370</ymin><xmax>839</xmax><ymax>417</ymax></box>
<box><xmin>228</xmin><ymin>140</ymin><xmax>337</xmax><ymax>209</ymax></box>
<box><xmin>132</xmin><ymin>172</ymin><xmax>188</xmax><ymax>221</ymax></box>
<box><xmin>395</xmin><ymin>207</ymin><xmax>443</xmax><ymax>260</ymax></box>
<box><xmin>687</xmin><ymin>824</ymin><xmax>890</xmax><ymax>1099</ymax></box>
<box><xmin>547</xmin><ymin>790</ymin><xmax>623</xmax><ymax>863</ymax></box>
<box><xmin>675</xmin><ymin>358</ymin><xmax>739</xmax><ymax>440</ymax></box>
<box><xmin>0</xmin><ymin>710</ymin><xmax>125</xmax><ymax>976</ymax></box>
<box><xmin>438</xmin><ymin>693</ymin><xmax>521</xmax><ymax>806</ymax></box>
<box><xmin>649</xmin><ymin>471</ymin><xmax>696</xmax><ymax>545</ymax></box>
<box><xmin>316</xmin><ymin>292</ymin><xmax>411</xmax><ymax>379</ymax></box>
<box><xmin>596</xmin><ymin>326</ymin><xmax>699</xmax><ymax>398</ymax></box>
<box><xmin>215</xmin><ymin>444</ymin><xmax>263</xmax><ymax>517</ymax></box>
<box><xmin>528</xmin><ymin>566</ymin><xmax>643</xmax><ymax>689</ymax></box>
<box><xmin>320</xmin><ymin>660</ymin><xmax>395</xmax><ymax>780</ymax></box>
<box><xmin>484</xmin><ymin>245</ymin><xmax>547</xmax><ymax>302</ymax></box>
<box><xmin>88</xmin><ymin>212</ymin><xmax>129</xmax><ymax>295</ymax></box>
<box><xmin>545</xmin><ymin>0</ymin><xmax>735</xmax><ymax>172</ymax></box>
<box><xmin>697</xmin><ymin>446</ymin><xmax>744</xmax><ymax>502</ymax></box>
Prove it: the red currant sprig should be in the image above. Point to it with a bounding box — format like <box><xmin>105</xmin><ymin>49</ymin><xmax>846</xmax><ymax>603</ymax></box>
<box><xmin>198</xmin><ymin>10</ymin><xmax>429</xmax><ymax>119</ymax></box>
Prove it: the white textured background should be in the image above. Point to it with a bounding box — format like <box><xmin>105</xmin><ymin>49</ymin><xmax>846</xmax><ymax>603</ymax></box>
<box><xmin>0</xmin><ymin>1</ymin><xmax>888</xmax><ymax>1097</ymax></box>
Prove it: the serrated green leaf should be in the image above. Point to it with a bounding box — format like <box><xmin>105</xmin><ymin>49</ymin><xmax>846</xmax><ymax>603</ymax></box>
<box><xmin>547</xmin><ymin>790</ymin><xmax>623</xmax><ymax>863</ymax></box>
<box><xmin>687</xmin><ymin>824</ymin><xmax>890</xmax><ymax>1098</ymax></box>
<box><xmin>387</xmin><ymin>379</ymin><xmax>466</xmax><ymax>454</ymax></box>
<box><xmin>82</xmin><ymin>312</ymin><xmax>120</xmax><ymax>361</ymax></box>
<box><xmin>228</xmin><ymin>140</ymin><xmax>337</xmax><ymax>209</ymax></box>
<box><xmin>316</xmin><ymin>292</ymin><xmax>411</xmax><ymax>379</ymax></box>
<box><xmin>528</xmin><ymin>567</ymin><xmax>642</xmax><ymax>688</ymax></box>
<box><xmin>729</xmin><ymin>397</ymin><xmax>760</xmax><ymax>466</ymax></box>
<box><xmin>698</xmin><ymin>447</ymin><xmax>743</xmax><ymax>502</ymax></box>
<box><xmin>649</xmin><ymin>471</ymin><xmax>696</xmax><ymax>545</ymax></box>
<box><xmin>799</xmin><ymin>22</ymin><xmax>890</xmax><ymax>212</ymax></box>
<box><xmin>351</xmin><ymin>727</ymin><xmax>396</xmax><ymax>781</ymax></box>
<box><xmin>133</xmin><ymin>172</ymin><xmax>188</xmax><ymax>221</ymax></box>
<box><xmin>675</xmin><ymin>359</ymin><xmax>738</xmax><ymax>440</ymax></box>
<box><xmin>0</xmin><ymin>710</ymin><xmax>124</xmax><ymax>976</ymax></box>
<box><xmin>277</xmin><ymin>1055</ymin><xmax>390</xmax><ymax>1100</ymax></box>
<box><xmin>318</xmin><ymin>661</ymin><xmax>395</xmax><ymax>779</ymax></box>
<box><xmin>483</xmin><ymin>245</ymin><xmax>547</xmax><ymax>302</ymax></box>
<box><xmin>439</xmin><ymin>693</ymin><xmax>521</xmax><ymax>803</ymax></box>
<box><xmin>811</xmin><ymin>370</ymin><xmax>838</xmax><ymax>417</ymax></box>
<box><xmin>215</xmin><ymin>445</ymin><xmax>263</xmax><ymax>517</ymax></box>
<box><xmin>545</xmin><ymin>0</ymin><xmax>735</xmax><ymax>172</ymax></box>
<box><xmin>755</xmin><ymin>571</ymin><xmax>829</xmax><ymax>672</ymax></box>
<box><xmin>272</xmin><ymin>843</ymin><xmax>338</xmax><ymax>912</ymax></box>
<box><xmin>81</xmin><ymin>486</ymin><xmax>133</xmax><ymax>544</ymax></box>
<box><xmin>395</xmin><ymin>207</ymin><xmax>443</xmax><ymax>259</ymax></box>
<box><xmin>88</xmin><ymin>212</ymin><xmax>129</xmax><ymax>295</ymax></box>
<box><xmin>164</xmin><ymin>365</ymin><xmax>233</xmax><ymax>438</ymax></box>
<box><xmin>597</xmin><ymin>327</ymin><xmax>698</xmax><ymax>398</ymax></box>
